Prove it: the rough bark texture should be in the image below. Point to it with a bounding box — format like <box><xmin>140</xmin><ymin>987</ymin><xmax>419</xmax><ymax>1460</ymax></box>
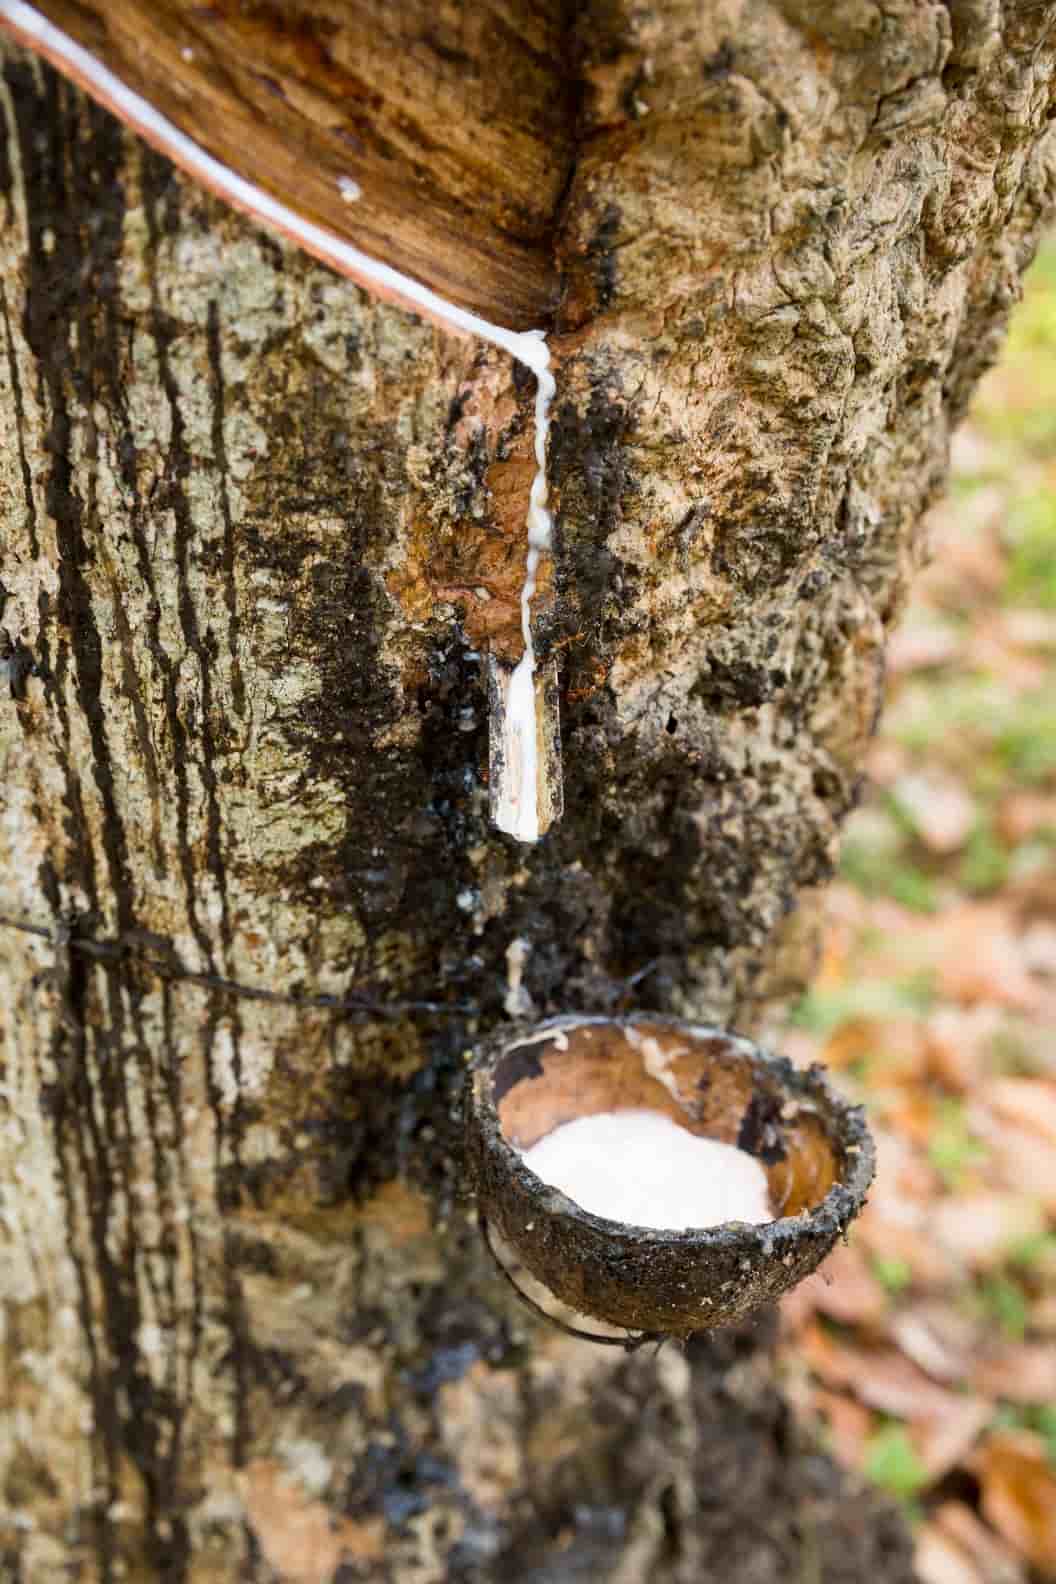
<box><xmin>1</xmin><ymin>3</ymin><xmax>1055</xmax><ymax>1579</ymax></box>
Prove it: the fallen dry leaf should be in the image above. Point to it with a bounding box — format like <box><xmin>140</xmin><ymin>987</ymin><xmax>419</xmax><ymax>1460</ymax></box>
<box><xmin>783</xmin><ymin>1240</ymin><xmax>889</xmax><ymax>1330</ymax></box>
<box><xmin>996</xmin><ymin>792</ymin><xmax>1056</xmax><ymax>846</ymax></box>
<box><xmin>935</xmin><ymin>907</ymin><xmax>1042</xmax><ymax>1013</ymax></box>
<box><xmin>931</xmin><ymin>1194</ymin><xmax>1047</xmax><ymax>1271</ymax></box>
<box><xmin>780</xmin><ymin>1274</ymin><xmax>821</xmax><ymax>1333</ymax></box>
<box><xmin>894</xmin><ymin>771</ymin><xmax>977</xmax><ymax>854</ymax></box>
<box><xmin>798</xmin><ymin>1320</ymin><xmax>860</xmax><ymax>1388</ymax></box>
<box><xmin>999</xmin><ymin>609</ymin><xmax>1056</xmax><ymax>651</ymax></box>
<box><xmin>777</xmin><ymin>1027</ymin><xmax>825</xmax><ymax>1071</ymax></box>
<box><xmin>876</xmin><ymin>1017</ymin><xmax>937</xmax><ymax>1083</ymax></box>
<box><xmin>916</xmin><ymin>1523</ymin><xmax>985</xmax><ymax>1584</ymax></box>
<box><xmin>933</xmin><ymin>1501</ymin><xmax>1026</xmax><ymax>1584</ymax></box>
<box><xmin>1031</xmin><ymin>1295</ymin><xmax>1056</xmax><ymax>1336</ymax></box>
<box><xmin>813</xmin><ymin>1388</ymin><xmax>873</xmax><ymax>1471</ymax></box>
<box><xmin>869</xmin><ymin>1124</ymin><xmax>945</xmax><ymax>1203</ymax></box>
<box><xmin>963</xmin><ymin>632</ymin><xmax>1047</xmax><ymax>690</ymax></box>
<box><xmin>974</xmin><ymin>1343</ymin><xmax>1056</xmax><ymax>1405</ymax></box>
<box><xmin>863</xmin><ymin>740</ymin><xmax>907</xmax><ymax>787</ymax></box>
<box><xmin>887</xmin><ymin>620</ymin><xmax>962</xmax><ymax>675</ymax></box>
<box><xmin>945</xmin><ymin>423</ymin><xmax>992</xmax><ymax>478</ymax></box>
<box><xmin>1007</xmin><ymin>863</ymin><xmax>1056</xmax><ymax>925</ymax></box>
<box><xmin>800</xmin><ymin>1324</ymin><xmax>985</xmax><ymax>1425</ymax></box>
<box><xmin>883</xmin><ymin>1088</ymin><xmax>943</xmax><ymax>1147</ymax></box>
<box><xmin>974</xmin><ymin>1431</ymin><xmax>1056</xmax><ymax>1574</ymax></box>
<box><xmin>926</xmin><ymin>499</ymin><xmax>1007</xmax><ymax>594</ymax></box>
<box><xmin>889</xmin><ymin>1302</ymin><xmax>978</xmax><ymax>1383</ymax></box>
<box><xmin>966</xmin><ymin>1117</ymin><xmax>1056</xmax><ymax>1213</ymax></box>
<box><xmin>979</xmin><ymin>1078</ymin><xmax>1056</xmax><ymax>1144</ymax></box>
<box><xmin>776</xmin><ymin>288</ymin><xmax>1056</xmax><ymax>1583</ymax></box>
<box><xmin>927</xmin><ymin>1032</ymin><xmax>985</xmax><ymax>1094</ymax></box>
<box><xmin>821</xmin><ymin>1017</ymin><xmax>885</xmax><ymax>1073</ymax></box>
<box><xmin>913</xmin><ymin>1396</ymin><xmax>993</xmax><ymax>1482</ymax></box>
<box><xmin>1021</xmin><ymin>923</ymin><xmax>1056</xmax><ymax>978</ymax></box>
<box><xmin>854</xmin><ymin>1210</ymin><xmax>959</xmax><ymax>1291</ymax></box>
<box><xmin>925</xmin><ymin>1007</ymin><xmax>1002</xmax><ymax>1093</ymax></box>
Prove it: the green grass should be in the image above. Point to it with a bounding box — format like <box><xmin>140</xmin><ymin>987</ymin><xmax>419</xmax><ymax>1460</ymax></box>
<box><xmin>884</xmin><ymin>674</ymin><xmax>1056</xmax><ymax>788</ymax></box>
<box><xmin>976</xmin><ymin>1275</ymin><xmax>1030</xmax><ymax>1341</ymax></box>
<box><xmin>1008</xmin><ymin>1230</ymin><xmax>1056</xmax><ymax>1269</ymax></box>
<box><xmin>994</xmin><ymin>696</ymin><xmax>1056</xmax><ymax>783</ymax></box>
<box><xmin>872</xmin><ymin>1256</ymin><xmax>912</xmax><ymax>1296</ymax></box>
<box><xmin>1005</xmin><ymin>489</ymin><xmax>1056</xmax><ymax>608</ymax></box>
<box><xmin>991</xmin><ymin>1404</ymin><xmax>1056</xmax><ymax>1470</ymax></box>
<box><xmin>988</xmin><ymin>1025</ymin><xmax>1054</xmax><ymax>1078</ymax></box>
<box><xmin>790</xmin><ymin>975</ymin><xmax>935</xmax><ymax>1038</ymax></box>
<box><xmin>888</xmin><ymin>675</ymin><xmax>1011</xmax><ymax>753</ymax></box>
<box><xmin>1035</xmin><ymin>1405</ymin><xmax>1056</xmax><ymax>1470</ymax></box>
<box><xmin>928</xmin><ymin>1100</ymin><xmax>987</xmax><ymax>1188</ymax></box>
<box><xmin>840</xmin><ymin>838</ymin><xmax>940</xmax><ymax>912</ymax></box>
<box><xmin>864</xmin><ymin>1425</ymin><xmax>931</xmax><ymax>1502</ymax></box>
<box><xmin>958</xmin><ymin>821</ymin><xmax>1011</xmax><ymax>895</ymax></box>
<box><xmin>975</xmin><ymin>237</ymin><xmax>1056</xmax><ymax>453</ymax></box>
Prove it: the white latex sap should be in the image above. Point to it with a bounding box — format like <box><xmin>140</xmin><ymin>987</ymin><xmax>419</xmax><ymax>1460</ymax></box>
<box><xmin>521</xmin><ymin>1110</ymin><xmax>773</xmax><ymax>1231</ymax></box>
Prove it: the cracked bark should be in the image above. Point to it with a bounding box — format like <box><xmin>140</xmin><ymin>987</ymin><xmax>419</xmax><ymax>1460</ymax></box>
<box><xmin>1</xmin><ymin>2</ymin><xmax>1055</xmax><ymax>1580</ymax></box>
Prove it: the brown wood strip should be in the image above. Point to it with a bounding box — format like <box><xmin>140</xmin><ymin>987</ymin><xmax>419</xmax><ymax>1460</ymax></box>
<box><xmin>6</xmin><ymin>0</ymin><xmax>575</xmax><ymax>327</ymax></box>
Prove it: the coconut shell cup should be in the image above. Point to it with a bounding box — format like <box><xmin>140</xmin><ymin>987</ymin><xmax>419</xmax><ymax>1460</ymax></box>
<box><xmin>465</xmin><ymin>1014</ymin><xmax>876</xmax><ymax>1337</ymax></box>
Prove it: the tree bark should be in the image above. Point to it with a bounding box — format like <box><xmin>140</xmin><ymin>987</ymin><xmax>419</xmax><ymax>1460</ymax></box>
<box><xmin>1</xmin><ymin>3</ymin><xmax>1055</xmax><ymax>1580</ymax></box>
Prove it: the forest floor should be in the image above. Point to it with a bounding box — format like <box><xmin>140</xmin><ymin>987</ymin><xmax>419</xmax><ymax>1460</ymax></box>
<box><xmin>772</xmin><ymin>239</ymin><xmax>1056</xmax><ymax>1583</ymax></box>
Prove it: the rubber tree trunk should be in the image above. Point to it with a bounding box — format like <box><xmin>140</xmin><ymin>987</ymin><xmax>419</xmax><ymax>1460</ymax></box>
<box><xmin>1</xmin><ymin>3</ymin><xmax>1054</xmax><ymax>1579</ymax></box>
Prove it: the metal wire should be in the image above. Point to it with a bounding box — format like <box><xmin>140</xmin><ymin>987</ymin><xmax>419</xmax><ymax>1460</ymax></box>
<box><xmin>479</xmin><ymin>1214</ymin><xmax>666</xmax><ymax>1353</ymax></box>
<box><xmin>0</xmin><ymin>910</ymin><xmax>475</xmax><ymax>1021</ymax></box>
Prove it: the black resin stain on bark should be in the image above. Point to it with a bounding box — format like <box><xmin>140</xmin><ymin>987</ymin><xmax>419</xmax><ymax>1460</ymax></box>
<box><xmin>549</xmin><ymin>385</ymin><xmax>635</xmax><ymax>659</ymax></box>
<box><xmin>491</xmin><ymin>1040</ymin><xmax>548</xmax><ymax>1106</ymax></box>
<box><xmin>7</xmin><ymin>62</ymin><xmax>214</xmax><ymax>1584</ymax></box>
<box><xmin>139</xmin><ymin>145</ymin><xmax>255</xmax><ymax>1489</ymax></box>
<box><xmin>589</xmin><ymin>202</ymin><xmax>622</xmax><ymax>311</ymax></box>
<box><xmin>9</xmin><ymin>59</ymin><xmax>125</xmax><ymax>927</ymax></box>
<box><xmin>476</xmin><ymin>1323</ymin><xmax>915</xmax><ymax>1584</ymax></box>
<box><xmin>141</xmin><ymin>149</ymin><xmax>237</xmax><ymax>977</ymax></box>
<box><xmin>0</xmin><ymin>279</ymin><xmax>39</xmax><ymax>560</ymax></box>
<box><xmin>737</xmin><ymin>1089</ymin><xmax>788</xmax><ymax>1165</ymax></box>
<box><xmin>237</xmin><ymin>338</ymin><xmax>489</xmax><ymax>999</ymax></box>
<box><xmin>206</xmin><ymin>298</ymin><xmax>248</xmax><ymax>721</ymax></box>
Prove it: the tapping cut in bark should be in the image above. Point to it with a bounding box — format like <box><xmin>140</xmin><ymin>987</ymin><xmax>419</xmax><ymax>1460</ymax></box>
<box><xmin>0</xmin><ymin>0</ymin><xmax>567</xmax><ymax>843</ymax></box>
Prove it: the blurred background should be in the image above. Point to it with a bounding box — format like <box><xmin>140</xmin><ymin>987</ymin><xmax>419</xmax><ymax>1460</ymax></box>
<box><xmin>769</xmin><ymin>240</ymin><xmax>1056</xmax><ymax>1582</ymax></box>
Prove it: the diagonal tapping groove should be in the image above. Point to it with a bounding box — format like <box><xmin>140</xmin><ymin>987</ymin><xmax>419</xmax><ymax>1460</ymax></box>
<box><xmin>0</xmin><ymin>0</ymin><xmax>580</xmax><ymax>842</ymax></box>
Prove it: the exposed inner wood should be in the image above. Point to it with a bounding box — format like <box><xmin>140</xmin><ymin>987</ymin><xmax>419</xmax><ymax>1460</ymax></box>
<box><xmin>11</xmin><ymin>0</ymin><xmax>575</xmax><ymax>326</ymax></box>
<box><xmin>494</xmin><ymin>1023</ymin><xmax>839</xmax><ymax>1216</ymax></box>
